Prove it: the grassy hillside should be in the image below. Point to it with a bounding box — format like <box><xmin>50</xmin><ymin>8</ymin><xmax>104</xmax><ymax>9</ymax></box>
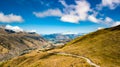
<box><xmin>62</xmin><ymin>25</ymin><xmax>120</xmax><ymax>67</ymax></box>
<box><xmin>0</xmin><ymin>51</ymin><xmax>92</xmax><ymax>67</ymax></box>
<box><xmin>0</xmin><ymin>25</ymin><xmax>120</xmax><ymax>67</ymax></box>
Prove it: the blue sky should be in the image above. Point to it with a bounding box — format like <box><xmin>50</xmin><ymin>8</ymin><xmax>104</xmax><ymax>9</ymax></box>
<box><xmin>0</xmin><ymin>0</ymin><xmax>120</xmax><ymax>34</ymax></box>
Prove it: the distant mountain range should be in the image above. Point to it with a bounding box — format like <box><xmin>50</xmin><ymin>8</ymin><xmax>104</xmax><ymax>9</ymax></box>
<box><xmin>42</xmin><ymin>33</ymin><xmax>85</xmax><ymax>45</ymax></box>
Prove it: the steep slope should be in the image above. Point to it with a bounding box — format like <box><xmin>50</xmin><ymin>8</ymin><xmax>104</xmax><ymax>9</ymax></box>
<box><xmin>62</xmin><ymin>25</ymin><xmax>120</xmax><ymax>67</ymax></box>
<box><xmin>0</xmin><ymin>25</ymin><xmax>120</xmax><ymax>67</ymax></box>
<box><xmin>0</xmin><ymin>27</ymin><xmax>50</xmax><ymax>61</ymax></box>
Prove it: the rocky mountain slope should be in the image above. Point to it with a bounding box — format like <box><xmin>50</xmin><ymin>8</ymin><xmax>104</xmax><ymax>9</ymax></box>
<box><xmin>0</xmin><ymin>26</ymin><xmax>51</xmax><ymax>61</ymax></box>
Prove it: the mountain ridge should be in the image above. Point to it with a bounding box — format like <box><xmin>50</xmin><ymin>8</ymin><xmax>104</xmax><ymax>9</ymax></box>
<box><xmin>0</xmin><ymin>25</ymin><xmax>120</xmax><ymax>67</ymax></box>
<box><xmin>0</xmin><ymin>26</ymin><xmax>51</xmax><ymax>61</ymax></box>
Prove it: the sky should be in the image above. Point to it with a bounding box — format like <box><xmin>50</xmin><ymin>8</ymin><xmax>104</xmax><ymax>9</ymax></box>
<box><xmin>0</xmin><ymin>0</ymin><xmax>120</xmax><ymax>34</ymax></box>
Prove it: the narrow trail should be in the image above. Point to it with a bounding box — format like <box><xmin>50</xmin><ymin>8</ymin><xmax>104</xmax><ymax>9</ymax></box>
<box><xmin>53</xmin><ymin>52</ymin><xmax>100</xmax><ymax>67</ymax></box>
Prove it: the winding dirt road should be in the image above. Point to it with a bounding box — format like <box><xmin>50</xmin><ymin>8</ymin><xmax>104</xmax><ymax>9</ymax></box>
<box><xmin>54</xmin><ymin>52</ymin><xmax>100</xmax><ymax>67</ymax></box>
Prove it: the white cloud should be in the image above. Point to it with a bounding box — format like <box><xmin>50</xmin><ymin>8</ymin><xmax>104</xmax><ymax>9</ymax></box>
<box><xmin>112</xmin><ymin>21</ymin><xmax>120</xmax><ymax>26</ymax></box>
<box><xmin>33</xmin><ymin>9</ymin><xmax>63</xmax><ymax>18</ymax></box>
<box><xmin>97</xmin><ymin>27</ymin><xmax>104</xmax><ymax>30</ymax></box>
<box><xmin>88</xmin><ymin>15</ymin><xmax>100</xmax><ymax>23</ymax></box>
<box><xmin>61</xmin><ymin>31</ymin><xmax>78</xmax><ymax>35</ymax></box>
<box><xmin>5</xmin><ymin>25</ymin><xmax>38</xmax><ymax>33</ymax></box>
<box><xmin>60</xmin><ymin>15</ymin><xmax>80</xmax><ymax>23</ymax></box>
<box><xmin>60</xmin><ymin>0</ymin><xmax>90</xmax><ymax>23</ymax></box>
<box><xmin>59</xmin><ymin>0</ymin><xmax>68</xmax><ymax>7</ymax></box>
<box><xmin>104</xmin><ymin>17</ymin><xmax>113</xmax><ymax>24</ymax></box>
<box><xmin>98</xmin><ymin>0</ymin><xmax>120</xmax><ymax>10</ymax></box>
<box><xmin>5</xmin><ymin>25</ymin><xmax>23</xmax><ymax>32</ymax></box>
<box><xmin>75</xmin><ymin>0</ymin><xmax>90</xmax><ymax>20</ymax></box>
<box><xmin>28</xmin><ymin>30</ymin><xmax>37</xmax><ymax>32</ymax></box>
<box><xmin>0</xmin><ymin>12</ymin><xmax>24</xmax><ymax>23</ymax></box>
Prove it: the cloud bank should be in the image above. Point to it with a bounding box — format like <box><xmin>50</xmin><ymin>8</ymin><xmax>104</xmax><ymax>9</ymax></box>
<box><xmin>5</xmin><ymin>25</ymin><xmax>38</xmax><ymax>33</ymax></box>
<box><xmin>33</xmin><ymin>9</ymin><xmax>63</xmax><ymax>17</ymax></box>
<box><xmin>33</xmin><ymin>0</ymin><xmax>91</xmax><ymax>23</ymax></box>
<box><xmin>33</xmin><ymin>0</ymin><xmax>120</xmax><ymax>26</ymax></box>
<box><xmin>112</xmin><ymin>21</ymin><xmax>120</xmax><ymax>26</ymax></box>
<box><xmin>101</xmin><ymin>0</ymin><xmax>120</xmax><ymax>9</ymax></box>
<box><xmin>5</xmin><ymin>25</ymin><xmax>23</xmax><ymax>32</ymax></box>
<box><xmin>0</xmin><ymin>12</ymin><xmax>24</xmax><ymax>23</ymax></box>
